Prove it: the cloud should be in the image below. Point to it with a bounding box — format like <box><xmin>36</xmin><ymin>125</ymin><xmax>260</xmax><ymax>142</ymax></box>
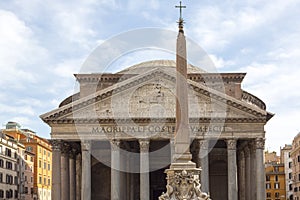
<box><xmin>0</xmin><ymin>10</ymin><xmax>48</xmax><ymax>89</ymax></box>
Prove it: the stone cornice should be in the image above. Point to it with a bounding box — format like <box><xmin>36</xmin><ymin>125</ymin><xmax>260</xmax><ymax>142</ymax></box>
<box><xmin>74</xmin><ymin>73</ymin><xmax>138</xmax><ymax>83</ymax></box>
<box><xmin>44</xmin><ymin>117</ymin><xmax>267</xmax><ymax>124</ymax></box>
<box><xmin>188</xmin><ymin>73</ymin><xmax>246</xmax><ymax>83</ymax></box>
<box><xmin>41</xmin><ymin>69</ymin><xmax>268</xmax><ymax>123</ymax></box>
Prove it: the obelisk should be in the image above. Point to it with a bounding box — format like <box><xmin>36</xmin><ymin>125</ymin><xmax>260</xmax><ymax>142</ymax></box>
<box><xmin>159</xmin><ymin>2</ymin><xmax>211</xmax><ymax>199</ymax></box>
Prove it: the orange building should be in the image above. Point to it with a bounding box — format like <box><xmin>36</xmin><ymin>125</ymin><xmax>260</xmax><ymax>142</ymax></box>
<box><xmin>265</xmin><ymin>161</ymin><xmax>286</xmax><ymax>199</ymax></box>
<box><xmin>3</xmin><ymin>122</ymin><xmax>52</xmax><ymax>200</ymax></box>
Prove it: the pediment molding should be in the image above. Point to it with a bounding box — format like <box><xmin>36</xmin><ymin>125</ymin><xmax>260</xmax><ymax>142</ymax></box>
<box><xmin>41</xmin><ymin>68</ymin><xmax>268</xmax><ymax>123</ymax></box>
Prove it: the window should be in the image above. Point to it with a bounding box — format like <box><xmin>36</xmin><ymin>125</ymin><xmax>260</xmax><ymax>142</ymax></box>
<box><xmin>289</xmin><ymin>162</ymin><xmax>292</xmax><ymax>168</ymax></box>
<box><xmin>14</xmin><ymin>190</ymin><xmax>18</xmax><ymax>198</ymax></box>
<box><xmin>48</xmin><ymin>152</ymin><xmax>50</xmax><ymax>157</ymax></box>
<box><xmin>44</xmin><ymin>150</ymin><xmax>46</xmax><ymax>155</ymax></box>
<box><xmin>39</xmin><ymin>160</ymin><xmax>41</xmax><ymax>168</ymax></box>
<box><xmin>266</xmin><ymin>183</ymin><xmax>271</xmax><ymax>189</ymax></box>
<box><xmin>289</xmin><ymin>184</ymin><xmax>293</xmax><ymax>191</ymax></box>
<box><xmin>44</xmin><ymin>178</ymin><xmax>46</xmax><ymax>185</ymax></box>
<box><xmin>274</xmin><ymin>166</ymin><xmax>279</xmax><ymax>172</ymax></box>
<box><xmin>14</xmin><ymin>176</ymin><xmax>18</xmax><ymax>185</ymax></box>
<box><xmin>48</xmin><ymin>163</ymin><xmax>50</xmax><ymax>171</ymax></box>
<box><xmin>39</xmin><ymin>176</ymin><xmax>42</xmax><ymax>184</ymax></box>
<box><xmin>267</xmin><ymin>192</ymin><xmax>271</xmax><ymax>198</ymax></box>
<box><xmin>14</xmin><ymin>152</ymin><xmax>17</xmax><ymax>159</ymax></box>
<box><xmin>0</xmin><ymin>146</ymin><xmax>2</xmax><ymax>154</ymax></box>
<box><xmin>6</xmin><ymin>189</ymin><xmax>13</xmax><ymax>198</ymax></box>
<box><xmin>275</xmin><ymin>192</ymin><xmax>279</xmax><ymax>198</ymax></box>
<box><xmin>48</xmin><ymin>178</ymin><xmax>50</xmax><ymax>185</ymax></box>
<box><xmin>0</xmin><ymin>190</ymin><xmax>3</xmax><ymax>198</ymax></box>
<box><xmin>0</xmin><ymin>159</ymin><xmax>3</xmax><ymax>168</ymax></box>
<box><xmin>274</xmin><ymin>183</ymin><xmax>280</xmax><ymax>189</ymax></box>
<box><xmin>5</xmin><ymin>148</ymin><xmax>11</xmax><ymax>157</ymax></box>
<box><xmin>44</xmin><ymin>162</ymin><xmax>46</xmax><ymax>169</ymax></box>
<box><xmin>266</xmin><ymin>175</ymin><xmax>270</xmax><ymax>181</ymax></box>
<box><xmin>275</xmin><ymin>175</ymin><xmax>278</xmax><ymax>182</ymax></box>
<box><xmin>31</xmin><ymin>177</ymin><xmax>33</xmax><ymax>183</ymax></box>
<box><xmin>298</xmin><ymin>155</ymin><xmax>300</xmax><ymax>162</ymax></box>
<box><xmin>6</xmin><ymin>161</ymin><xmax>12</xmax><ymax>170</ymax></box>
<box><xmin>6</xmin><ymin>175</ymin><xmax>13</xmax><ymax>184</ymax></box>
<box><xmin>26</xmin><ymin>146</ymin><xmax>33</xmax><ymax>152</ymax></box>
<box><xmin>24</xmin><ymin>187</ymin><xmax>28</xmax><ymax>194</ymax></box>
<box><xmin>0</xmin><ymin>173</ymin><xmax>2</xmax><ymax>182</ymax></box>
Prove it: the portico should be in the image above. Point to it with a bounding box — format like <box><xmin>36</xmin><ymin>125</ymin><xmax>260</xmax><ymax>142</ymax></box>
<box><xmin>41</xmin><ymin>59</ymin><xmax>273</xmax><ymax>200</ymax></box>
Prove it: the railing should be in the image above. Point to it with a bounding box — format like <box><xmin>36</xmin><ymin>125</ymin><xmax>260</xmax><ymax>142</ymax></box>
<box><xmin>241</xmin><ymin>90</ymin><xmax>266</xmax><ymax>110</ymax></box>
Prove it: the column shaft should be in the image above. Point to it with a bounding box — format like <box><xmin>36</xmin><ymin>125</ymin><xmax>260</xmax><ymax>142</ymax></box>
<box><xmin>61</xmin><ymin>144</ymin><xmax>70</xmax><ymax>200</ymax></box>
<box><xmin>256</xmin><ymin>138</ymin><xmax>266</xmax><ymax>200</ymax></box>
<box><xmin>244</xmin><ymin>146</ymin><xmax>251</xmax><ymax>200</ymax></box>
<box><xmin>226</xmin><ymin>139</ymin><xmax>238</xmax><ymax>200</ymax></box>
<box><xmin>76</xmin><ymin>153</ymin><xmax>82</xmax><ymax>200</ymax></box>
<box><xmin>250</xmin><ymin>141</ymin><xmax>257</xmax><ymax>200</ymax></box>
<box><xmin>81</xmin><ymin>141</ymin><xmax>91</xmax><ymax>200</ymax></box>
<box><xmin>51</xmin><ymin>140</ymin><xmax>61</xmax><ymax>200</ymax></box>
<box><xmin>139</xmin><ymin>139</ymin><xmax>150</xmax><ymax>200</ymax></box>
<box><xmin>111</xmin><ymin>140</ymin><xmax>121</xmax><ymax>200</ymax></box>
<box><xmin>69</xmin><ymin>150</ymin><xmax>76</xmax><ymax>200</ymax></box>
<box><xmin>238</xmin><ymin>151</ymin><xmax>246</xmax><ymax>200</ymax></box>
<box><xmin>199</xmin><ymin>140</ymin><xmax>209</xmax><ymax>193</ymax></box>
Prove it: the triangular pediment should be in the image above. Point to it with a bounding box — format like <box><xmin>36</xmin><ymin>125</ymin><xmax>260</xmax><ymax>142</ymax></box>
<box><xmin>40</xmin><ymin>68</ymin><xmax>268</xmax><ymax>123</ymax></box>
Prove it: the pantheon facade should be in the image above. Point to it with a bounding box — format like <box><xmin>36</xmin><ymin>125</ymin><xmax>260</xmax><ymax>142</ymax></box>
<box><xmin>41</xmin><ymin>60</ymin><xmax>273</xmax><ymax>200</ymax></box>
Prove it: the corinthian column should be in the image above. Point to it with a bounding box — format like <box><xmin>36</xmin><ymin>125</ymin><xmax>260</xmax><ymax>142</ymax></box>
<box><xmin>250</xmin><ymin>141</ymin><xmax>257</xmax><ymax>200</ymax></box>
<box><xmin>238</xmin><ymin>151</ymin><xmax>246</xmax><ymax>200</ymax></box>
<box><xmin>111</xmin><ymin>140</ymin><xmax>121</xmax><ymax>200</ymax></box>
<box><xmin>244</xmin><ymin>146</ymin><xmax>251</xmax><ymax>200</ymax></box>
<box><xmin>51</xmin><ymin>140</ymin><xmax>62</xmax><ymax>200</ymax></box>
<box><xmin>255</xmin><ymin>138</ymin><xmax>266</xmax><ymax>200</ymax></box>
<box><xmin>69</xmin><ymin>147</ymin><xmax>77</xmax><ymax>200</ymax></box>
<box><xmin>199</xmin><ymin>139</ymin><xmax>209</xmax><ymax>193</ymax></box>
<box><xmin>76</xmin><ymin>153</ymin><xmax>82</xmax><ymax>200</ymax></box>
<box><xmin>81</xmin><ymin>140</ymin><xmax>91</xmax><ymax>200</ymax></box>
<box><xmin>61</xmin><ymin>143</ymin><xmax>70</xmax><ymax>200</ymax></box>
<box><xmin>226</xmin><ymin>139</ymin><xmax>238</xmax><ymax>200</ymax></box>
<box><xmin>139</xmin><ymin>139</ymin><xmax>150</xmax><ymax>200</ymax></box>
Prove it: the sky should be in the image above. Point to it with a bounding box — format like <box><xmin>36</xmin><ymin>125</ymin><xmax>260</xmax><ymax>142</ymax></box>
<box><xmin>0</xmin><ymin>0</ymin><xmax>299</xmax><ymax>153</ymax></box>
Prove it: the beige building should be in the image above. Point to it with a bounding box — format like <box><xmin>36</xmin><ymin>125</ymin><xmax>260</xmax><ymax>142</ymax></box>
<box><xmin>291</xmin><ymin>133</ymin><xmax>300</xmax><ymax>200</ymax></box>
<box><xmin>281</xmin><ymin>144</ymin><xmax>293</xmax><ymax>200</ymax></box>
<box><xmin>24</xmin><ymin>149</ymin><xmax>36</xmax><ymax>200</ymax></box>
<box><xmin>0</xmin><ymin>131</ymin><xmax>21</xmax><ymax>199</ymax></box>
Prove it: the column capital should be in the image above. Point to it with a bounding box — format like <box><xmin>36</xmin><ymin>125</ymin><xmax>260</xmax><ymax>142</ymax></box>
<box><xmin>110</xmin><ymin>139</ymin><xmax>121</xmax><ymax>151</ymax></box>
<box><xmin>81</xmin><ymin>140</ymin><xmax>91</xmax><ymax>151</ymax></box>
<box><xmin>249</xmin><ymin>140</ymin><xmax>256</xmax><ymax>154</ymax></box>
<box><xmin>61</xmin><ymin>142</ymin><xmax>71</xmax><ymax>155</ymax></box>
<box><xmin>226</xmin><ymin>139</ymin><xmax>237</xmax><ymax>150</ymax></box>
<box><xmin>139</xmin><ymin>139</ymin><xmax>150</xmax><ymax>153</ymax></box>
<box><xmin>255</xmin><ymin>138</ymin><xmax>265</xmax><ymax>149</ymax></box>
<box><xmin>199</xmin><ymin>139</ymin><xmax>209</xmax><ymax>150</ymax></box>
<box><xmin>50</xmin><ymin>140</ymin><xmax>62</xmax><ymax>151</ymax></box>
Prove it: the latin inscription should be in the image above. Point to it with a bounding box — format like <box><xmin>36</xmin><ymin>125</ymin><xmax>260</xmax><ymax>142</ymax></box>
<box><xmin>91</xmin><ymin>125</ymin><xmax>225</xmax><ymax>134</ymax></box>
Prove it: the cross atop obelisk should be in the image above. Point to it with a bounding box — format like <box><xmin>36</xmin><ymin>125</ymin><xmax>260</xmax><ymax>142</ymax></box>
<box><xmin>175</xmin><ymin>1</ymin><xmax>186</xmax><ymax>21</ymax></box>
